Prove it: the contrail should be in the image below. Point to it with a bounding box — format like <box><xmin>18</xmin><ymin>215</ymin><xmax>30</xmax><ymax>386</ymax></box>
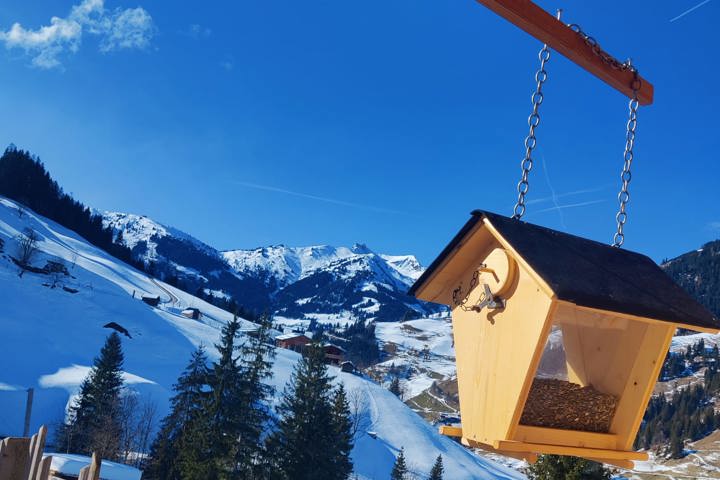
<box><xmin>525</xmin><ymin>184</ymin><xmax>614</xmax><ymax>205</ymax></box>
<box><xmin>540</xmin><ymin>156</ymin><xmax>566</xmax><ymax>229</ymax></box>
<box><xmin>232</xmin><ymin>181</ymin><xmax>411</xmax><ymax>215</ymax></box>
<box><xmin>535</xmin><ymin>199</ymin><xmax>608</xmax><ymax>213</ymax></box>
<box><xmin>670</xmin><ymin>0</ymin><xmax>713</xmax><ymax>22</ymax></box>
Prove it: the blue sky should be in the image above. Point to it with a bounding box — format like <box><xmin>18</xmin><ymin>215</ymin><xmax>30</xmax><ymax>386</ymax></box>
<box><xmin>0</xmin><ymin>0</ymin><xmax>717</xmax><ymax>265</ymax></box>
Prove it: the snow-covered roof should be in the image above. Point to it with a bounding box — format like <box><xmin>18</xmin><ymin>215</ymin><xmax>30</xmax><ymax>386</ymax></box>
<box><xmin>323</xmin><ymin>343</ymin><xmax>345</xmax><ymax>352</ymax></box>
<box><xmin>276</xmin><ymin>332</ymin><xmax>310</xmax><ymax>341</ymax></box>
<box><xmin>45</xmin><ymin>453</ymin><xmax>141</xmax><ymax>480</ymax></box>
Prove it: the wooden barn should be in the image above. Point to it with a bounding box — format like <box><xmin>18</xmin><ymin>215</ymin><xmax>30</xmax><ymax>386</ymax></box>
<box><xmin>181</xmin><ymin>307</ymin><xmax>202</xmax><ymax>320</ymax></box>
<box><xmin>141</xmin><ymin>295</ymin><xmax>160</xmax><ymax>307</ymax></box>
<box><xmin>409</xmin><ymin>210</ymin><xmax>720</xmax><ymax>468</ymax></box>
<box><xmin>340</xmin><ymin>361</ymin><xmax>357</xmax><ymax>373</ymax></box>
<box><xmin>275</xmin><ymin>333</ymin><xmax>311</xmax><ymax>353</ymax></box>
<box><xmin>323</xmin><ymin>344</ymin><xmax>345</xmax><ymax>366</ymax></box>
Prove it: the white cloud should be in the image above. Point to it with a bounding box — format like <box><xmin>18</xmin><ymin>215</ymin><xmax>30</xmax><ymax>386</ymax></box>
<box><xmin>0</xmin><ymin>0</ymin><xmax>155</xmax><ymax>69</ymax></box>
<box><xmin>99</xmin><ymin>7</ymin><xmax>154</xmax><ymax>52</ymax></box>
<box><xmin>187</xmin><ymin>24</ymin><xmax>211</xmax><ymax>39</ymax></box>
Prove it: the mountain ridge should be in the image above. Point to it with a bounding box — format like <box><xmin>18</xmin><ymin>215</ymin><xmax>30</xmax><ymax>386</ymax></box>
<box><xmin>102</xmin><ymin>211</ymin><xmax>442</xmax><ymax>322</ymax></box>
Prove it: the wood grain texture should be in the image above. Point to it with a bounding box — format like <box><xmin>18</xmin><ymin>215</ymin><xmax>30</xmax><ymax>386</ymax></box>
<box><xmin>493</xmin><ymin>439</ymin><xmax>648</xmax><ymax>461</ymax></box>
<box><xmin>513</xmin><ymin>425</ymin><xmax>616</xmax><ymax>450</ymax></box>
<box><xmin>461</xmin><ymin>438</ymin><xmax>538</xmax><ymax>464</ymax></box>
<box><xmin>0</xmin><ymin>438</ymin><xmax>30</xmax><ymax>480</ymax></box>
<box><xmin>451</xmin><ymin>229</ymin><xmax>554</xmax><ymax>445</ymax></box>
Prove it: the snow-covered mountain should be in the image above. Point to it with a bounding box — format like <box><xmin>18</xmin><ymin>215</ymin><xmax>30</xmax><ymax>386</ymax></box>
<box><xmin>0</xmin><ymin>197</ymin><xmax>522</xmax><ymax>479</ymax></box>
<box><xmin>222</xmin><ymin>244</ymin><xmax>358</xmax><ymax>290</ymax></box>
<box><xmin>102</xmin><ymin>212</ymin><xmax>443</xmax><ymax>322</ymax></box>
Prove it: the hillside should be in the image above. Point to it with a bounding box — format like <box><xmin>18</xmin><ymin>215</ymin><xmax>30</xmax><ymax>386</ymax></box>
<box><xmin>103</xmin><ymin>212</ymin><xmax>443</xmax><ymax>322</ymax></box>
<box><xmin>0</xmin><ymin>196</ymin><xmax>522</xmax><ymax>480</ymax></box>
<box><xmin>662</xmin><ymin>240</ymin><xmax>720</xmax><ymax>318</ymax></box>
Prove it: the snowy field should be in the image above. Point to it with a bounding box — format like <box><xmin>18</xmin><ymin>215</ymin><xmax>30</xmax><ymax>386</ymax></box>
<box><xmin>0</xmin><ymin>196</ymin><xmax>524</xmax><ymax>479</ymax></box>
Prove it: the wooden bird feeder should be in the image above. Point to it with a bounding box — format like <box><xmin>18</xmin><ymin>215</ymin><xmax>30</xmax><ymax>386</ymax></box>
<box><xmin>409</xmin><ymin>211</ymin><xmax>720</xmax><ymax>468</ymax></box>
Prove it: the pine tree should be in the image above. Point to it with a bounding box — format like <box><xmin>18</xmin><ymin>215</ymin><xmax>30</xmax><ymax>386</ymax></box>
<box><xmin>206</xmin><ymin>316</ymin><xmax>246</xmax><ymax>476</ymax></box>
<box><xmin>390</xmin><ymin>447</ymin><xmax>408</xmax><ymax>480</ymax></box>
<box><xmin>270</xmin><ymin>343</ymin><xmax>345</xmax><ymax>480</ymax></box>
<box><xmin>527</xmin><ymin>455</ymin><xmax>611</xmax><ymax>480</ymax></box>
<box><xmin>144</xmin><ymin>346</ymin><xmax>211</xmax><ymax>480</ymax></box>
<box><xmin>58</xmin><ymin>332</ymin><xmax>125</xmax><ymax>460</ymax></box>
<box><xmin>389</xmin><ymin>377</ymin><xmax>402</xmax><ymax>398</ymax></box>
<box><xmin>330</xmin><ymin>384</ymin><xmax>354</xmax><ymax>479</ymax></box>
<box><xmin>233</xmin><ymin>314</ymin><xmax>277</xmax><ymax>479</ymax></box>
<box><xmin>429</xmin><ymin>454</ymin><xmax>444</xmax><ymax>480</ymax></box>
<box><xmin>669</xmin><ymin>429</ymin><xmax>684</xmax><ymax>459</ymax></box>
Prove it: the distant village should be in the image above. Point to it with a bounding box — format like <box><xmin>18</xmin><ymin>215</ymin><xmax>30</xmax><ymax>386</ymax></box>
<box><xmin>137</xmin><ymin>295</ymin><xmax>357</xmax><ymax>374</ymax></box>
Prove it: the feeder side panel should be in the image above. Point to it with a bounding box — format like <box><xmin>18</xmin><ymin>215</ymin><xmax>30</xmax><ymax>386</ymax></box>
<box><xmin>452</xmin><ymin>246</ymin><xmax>553</xmax><ymax>445</ymax></box>
<box><xmin>610</xmin><ymin>322</ymin><xmax>675</xmax><ymax>450</ymax></box>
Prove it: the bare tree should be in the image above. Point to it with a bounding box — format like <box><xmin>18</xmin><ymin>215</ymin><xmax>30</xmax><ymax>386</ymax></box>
<box><xmin>133</xmin><ymin>398</ymin><xmax>157</xmax><ymax>468</ymax></box>
<box><xmin>118</xmin><ymin>393</ymin><xmax>158</xmax><ymax>467</ymax></box>
<box><xmin>118</xmin><ymin>394</ymin><xmax>138</xmax><ymax>463</ymax></box>
<box><xmin>15</xmin><ymin>227</ymin><xmax>39</xmax><ymax>276</ymax></box>
<box><xmin>348</xmin><ymin>389</ymin><xmax>371</xmax><ymax>440</ymax></box>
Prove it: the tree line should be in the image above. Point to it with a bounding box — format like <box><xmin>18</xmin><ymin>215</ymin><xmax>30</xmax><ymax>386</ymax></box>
<box><xmin>0</xmin><ymin>145</ymin><xmax>260</xmax><ymax>318</ymax></box>
<box><xmin>0</xmin><ymin>146</ymin><xmax>142</xmax><ymax>270</ymax></box>
<box><xmin>635</xmin><ymin>338</ymin><xmax>720</xmax><ymax>458</ymax></box>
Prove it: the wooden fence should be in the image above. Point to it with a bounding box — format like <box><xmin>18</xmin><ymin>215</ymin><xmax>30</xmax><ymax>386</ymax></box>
<box><xmin>0</xmin><ymin>426</ymin><xmax>102</xmax><ymax>480</ymax></box>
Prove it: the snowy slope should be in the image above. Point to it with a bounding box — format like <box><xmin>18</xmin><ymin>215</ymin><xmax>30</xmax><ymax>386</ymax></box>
<box><xmin>102</xmin><ymin>212</ymin><xmax>217</xmax><ymax>260</ymax></box>
<box><xmin>0</xmin><ymin>197</ymin><xmax>522</xmax><ymax>480</ymax></box>
<box><xmin>373</xmin><ymin>317</ymin><xmax>459</xmax><ymax>410</ymax></box>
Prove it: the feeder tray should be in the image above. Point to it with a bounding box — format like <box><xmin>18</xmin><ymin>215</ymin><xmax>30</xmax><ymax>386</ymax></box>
<box><xmin>520</xmin><ymin>379</ymin><xmax>617</xmax><ymax>433</ymax></box>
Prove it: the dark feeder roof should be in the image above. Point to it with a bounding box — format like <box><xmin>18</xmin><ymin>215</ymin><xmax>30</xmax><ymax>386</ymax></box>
<box><xmin>409</xmin><ymin>210</ymin><xmax>720</xmax><ymax>332</ymax></box>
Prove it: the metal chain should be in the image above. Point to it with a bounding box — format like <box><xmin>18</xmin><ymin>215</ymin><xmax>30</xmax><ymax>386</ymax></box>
<box><xmin>568</xmin><ymin>24</ymin><xmax>635</xmax><ymax>73</ymax></box>
<box><xmin>613</xmin><ymin>77</ymin><xmax>640</xmax><ymax>247</ymax></box>
<box><xmin>512</xmin><ymin>44</ymin><xmax>551</xmax><ymax>220</ymax></box>
<box><xmin>452</xmin><ymin>270</ymin><xmax>479</xmax><ymax>311</ymax></box>
<box><xmin>569</xmin><ymin>22</ymin><xmax>642</xmax><ymax>247</ymax></box>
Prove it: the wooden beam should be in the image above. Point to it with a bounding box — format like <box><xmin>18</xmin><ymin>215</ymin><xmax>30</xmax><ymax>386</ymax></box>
<box><xmin>462</xmin><ymin>438</ymin><xmax>538</xmax><ymax>464</ymax></box>
<box><xmin>474</xmin><ymin>0</ymin><xmax>654</xmax><ymax>105</ymax></box>
<box><xmin>439</xmin><ymin>425</ymin><xmax>463</xmax><ymax>437</ymax></box>
<box><xmin>493</xmin><ymin>439</ymin><xmax>649</xmax><ymax>461</ymax></box>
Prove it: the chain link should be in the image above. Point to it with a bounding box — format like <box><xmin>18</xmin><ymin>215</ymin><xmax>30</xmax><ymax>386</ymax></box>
<box><xmin>569</xmin><ymin>22</ymin><xmax>643</xmax><ymax>247</ymax></box>
<box><xmin>512</xmin><ymin>44</ymin><xmax>551</xmax><ymax>219</ymax></box>
<box><xmin>568</xmin><ymin>24</ymin><xmax>636</xmax><ymax>74</ymax></box>
<box><xmin>510</xmin><ymin>20</ymin><xmax>642</xmax><ymax>243</ymax></box>
<box><xmin>613</xmin><ymin>78</ymin><xmax>640</xmax><ymax>247</ymax></box>
<box><xmin>452</xmin><ymin>270</ymin><xmax>479</xmax><ymax>311</ymax></box>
